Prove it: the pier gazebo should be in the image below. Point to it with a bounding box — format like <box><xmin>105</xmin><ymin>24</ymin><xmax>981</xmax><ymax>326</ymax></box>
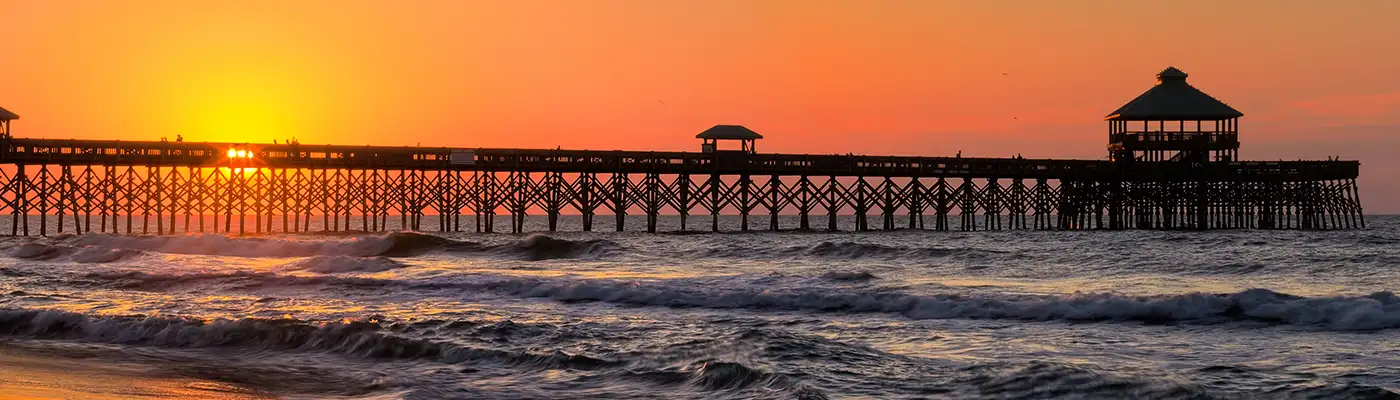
<box><xmin>1106</xmin><ymin>67</ymin><xmax>1242</xmax><ymax>163</ymax></box>
<box><xmin>0</xmin><ymin>107</ymin><xmax>17</xmax><ymax>138</ymax></box>
<box><xmin>697</xmin><ymin>124</ymin><xmax>761</xmax><ymax>154</ymax></box>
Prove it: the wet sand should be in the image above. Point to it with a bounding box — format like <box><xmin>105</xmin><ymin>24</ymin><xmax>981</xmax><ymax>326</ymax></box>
<box><xmin>0</xmin><ymin>345</ymin><xmax>269</xmax><ymax>400</ymax></box>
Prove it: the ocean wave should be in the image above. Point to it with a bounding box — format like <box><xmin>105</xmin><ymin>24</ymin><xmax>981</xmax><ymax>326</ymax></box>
<box><xmin>1356</xmin><ymin>234</ymin><xmax>1400</xmax><ymax>245</ymax></box>
<box><xmin>52</xmin><ymin>231</ymin><xmax>474</xmax><ymax>258</ymax></box>
<box><xmin>64</xmin><ymin>233</ymin><xmax>393</xmax><ymax>257</ymax></box>
<box><xmin>8</xmin><ymin>243</ymin><xmax>142</xmax><ymax>263</ymax></box>
<box><xmin>11</xmin><ymin>243</ymin><xmax>64</xmax><ymax>260</ymax></box>
<box><xmin>695</xmin><ymin>241</ymin><xmax>1009</xmax><ymax>261</ymax></box>
<box><xmin>624</xmin><ymin>360</ymin><xmax>811</xmax><ymax>394</ymax></box>
<box><xmin>820</xmin><ymin>271</ymin><xmax>879</xmax><ymax>282</ymax></box>
<box><xmin>796</xmin><ymin>242</ymin><xmax>1008</xmax><ymax>260</ymax></box>
<box><xmin>400</xmin><ymin>319</ymin><xmax>563</xmax><ymax>340</ymax></box>
<box><xmin>482</xmin><ymin>279</ymin><xmax>1400</xmax><ymax>331</ymax></box>
<box><xmin>485</xmin><ymin>234</ymin><xmax>620</xmax><ymax>261</ymax></box>
<box><xmin>69</xmin><ymin>247</ymin><xmax>144</xmax><ymax>263</ymax></box>
<box><xmin>74</xmin><ymin>267</ymin><xmax>1400</xmax><ymax>330</ymax></box>
<box><xmin>80</xmin><ymin>270</ymin><xmax>399</xmax><ymax>291</ymax></box>
<box><xmin>0</xmin><ymin>308</ymin><xmax>612</xmax><ymax>371</ymax></box>
<box><xmin>0</xmin><ymin>307</ymin><xmax>832</xmax><ymax>397</ymax></box>
<box><xmin>950</xmin><ymin>361</ymin><xmax>1208</xmax><ymax>399</ymax></box>
<box><xmin>950</xmin><ymin>360</ymin><xmax>1400</xmax><ymax>399</ymax></box>
<box><xmin>608</xmin><ymin>330</ymin><xmax>838</xmax><ymax>398</ymax></box>
<box><xmin>281</xmin><ymin>256</ymin><xmax>408</xmax><ymax>274</ymax></box>
<box><xmin>373</xmin><ymin>232</ymin><xmax>477</xmax><ymax>257</ymax></box>
<box><xmin>84</xmin><ymin>230</ymin><xmax>476</xmax><ymax>258</ymax></box>
<box><xmin>35</xmin><ymin>232</ymin><xmax>613</xmax><ymax>261</ymax></box>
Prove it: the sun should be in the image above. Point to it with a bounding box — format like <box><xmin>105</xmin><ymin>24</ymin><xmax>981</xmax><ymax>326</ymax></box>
<box><xmin>226</xmin><ymin>148</ymin><xmax>254</xmax><ymax>159</ymax></box>
<box><xmin>222</xmin><ymin>147</ymin><xmax>258</xmax><ymax>176</ymax></box>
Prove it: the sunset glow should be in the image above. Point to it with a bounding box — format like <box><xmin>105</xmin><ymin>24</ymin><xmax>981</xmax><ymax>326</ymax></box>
<box><xmin>1</xmin><ymin>0</ymin><xmax>1397</xmax><ymax>211</ymax></box>
<box><xmin>1</xmin><ymin>4</ymin><xmax>1397</xmax><ymax>398</ymax></box>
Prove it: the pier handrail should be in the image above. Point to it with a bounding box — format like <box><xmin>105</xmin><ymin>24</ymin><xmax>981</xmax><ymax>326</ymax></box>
<box><xmin>0</xmin><ymin>137</ymin><xmax>1359</xmax><ymax>182</ymax></box>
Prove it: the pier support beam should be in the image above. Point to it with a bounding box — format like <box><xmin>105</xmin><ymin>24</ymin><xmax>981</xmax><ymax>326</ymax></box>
<box><xmin>0</xmin><ymin>146</ymin><xmax>1366</xmax><ymax>236</ymax></box>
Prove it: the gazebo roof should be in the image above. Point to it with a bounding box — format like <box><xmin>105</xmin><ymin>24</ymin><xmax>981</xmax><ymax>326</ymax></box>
<box><xmin>696</xmin><ymin>125</ymin><xmax>762</xmax><ymax>140</ymax></box>
<box><xmin>0</xmin><ymin>107</ymin><xmax>18</xmax><ymax>121</ymax></box>
<box><xmin>1105</xmin><ymin>67</ymin><xmax>1243</xmax><ymax>121</ymax></box>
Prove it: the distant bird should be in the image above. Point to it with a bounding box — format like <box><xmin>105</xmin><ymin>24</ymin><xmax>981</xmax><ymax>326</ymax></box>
<box><xmin>658</xmin><ymin>100</ymin><xmax>666</xmax><ymax>105</ymax></box>
<box><xmin>1002</xmin><ymin>72</ymin><xmax>1009</xmax><ymax>76</ymax></box>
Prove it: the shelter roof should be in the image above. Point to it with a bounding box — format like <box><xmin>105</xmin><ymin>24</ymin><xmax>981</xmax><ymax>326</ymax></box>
<box><xmin>696</xmin><ymin>125</ymin><xmax>763</xmax><ymax>140</ymax></box>
<box><xmin>1105</xmin><ymin>67</ymin><xmax>1243</xmax><ymax>121</ymax></box>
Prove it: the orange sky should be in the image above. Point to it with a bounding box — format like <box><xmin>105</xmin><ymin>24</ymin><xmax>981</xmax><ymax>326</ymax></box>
<box><xmin>2</xmin><ymin>0</ymin><xmax>1398</xmax><ymax>211</ymax></box>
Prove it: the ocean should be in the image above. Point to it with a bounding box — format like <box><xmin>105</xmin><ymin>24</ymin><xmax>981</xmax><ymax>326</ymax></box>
<box><xmin>1</xmin><ymin>215</ymin><xmax>1398</xmax><ymax>399</ymax></box>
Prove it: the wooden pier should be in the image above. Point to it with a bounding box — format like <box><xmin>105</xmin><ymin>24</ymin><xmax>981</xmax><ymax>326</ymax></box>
<box><xmin>0</xmin><ymin>67</ymin><xmax>1365</xmax><ymax>235</ymax></box>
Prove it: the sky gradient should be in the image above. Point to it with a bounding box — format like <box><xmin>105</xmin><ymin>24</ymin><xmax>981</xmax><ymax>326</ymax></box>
<box><xmin>2</xmin><ymin>0</ymin><xmax>1398</xmax><ymax>211</ymax></box>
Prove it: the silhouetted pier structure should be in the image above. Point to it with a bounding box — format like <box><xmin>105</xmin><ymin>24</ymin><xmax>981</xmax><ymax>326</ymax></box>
<box><xmin>0</xmin><ymin>68</ymin><xmax>1364</xmax><ymax>235</ymax></box>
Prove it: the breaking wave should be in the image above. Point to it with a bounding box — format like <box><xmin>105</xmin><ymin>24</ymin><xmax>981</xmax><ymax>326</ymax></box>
<box><xmin>371</xmin><ymin>232</ymin><xmax>475</xmax><ymax>257</ymax></box>
<box><xmin>19</xmin><ymin>232</ymin><xmax>615</xmax><ymax>261</ymax></box>
<box><xmin>11</xmin><ymin>243</ymin><xmax>65</xmax><ymax>260</ymax></box>
<box><xmin>0</xmin><ymin>308</ymin><xmax>611</xmax><ymax>371</ymax></box>
<box><xmin>0</xmin><ymin>308</ymin><xmax>832</xmax><ymax>397</ymax></box>
<box><xmin>63</xmin><ymin>233</ymin><xmax>396</xmax><ymax>257</ymax></box>
<box><xmin>524</xmin><ymin>284</ymin><xmax>1400</xmax><ymax>331</ymax></box>
<box><xmin>694</xmin><ymin>241</ymin><xmax>1010</xmax><ymax>261</ymax></box>
<box><xmin>69</xmin><ymin>247</ymin><xmax>144</xmax><ymax>263</ymax></box>
<box><xmin>80</xmin><ymin>270</ymin><xmax>398</xmax><ymax>291</ymax></box>
<box><xmin>9</xmin><ymin>243</ymin><xmax>142</xmax><ymax>263</ymax></box>
<box><xmin>794</xmin><ymin>242</ymin><xmax>1008</xmax><ymax>260</ymax></box>
<box><xmin>467</xmin><ymin>279</ymin><xmax>1400</xmax><ymax>330</ymax></box>
<box><xmin>65</xmin><ymin>232</ymin><xmax>476</xmax><ymax>258</ymax></box>
<box><xmin>281</xmin><ymin>256</ymin><xmax>409</xmax><ymax>274</ymax></box>
<box><xmin>73</xmin><ymin>269</ymin><xmax>1400</xmax><ymax>331</ymax></box>
<box><xmin>485</xmin><ymin>234</ymin><xmax>620</xmax><ymax>261</ymax></box>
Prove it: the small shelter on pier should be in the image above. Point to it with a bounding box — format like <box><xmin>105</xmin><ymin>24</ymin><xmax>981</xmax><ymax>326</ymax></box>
<box><xmin>698</xmin><ymin>124</ymin><xmax>761</xmax><ymax>154</ymax></box>
<box><xmin>1106</xmin><ymin>67</ymin><xmax>1242</xmax><ymax>163</ymax></box>
<box><xmin>0</xmin><ymin>107</ymin><xmax>17</xmax><ymax>138</ymax></box>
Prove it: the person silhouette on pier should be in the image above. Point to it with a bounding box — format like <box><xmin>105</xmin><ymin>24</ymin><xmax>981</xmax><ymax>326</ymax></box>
<box><xmin>175</xmin><ymin>134</ymin><xmax>182</xmax><ymax>142</ymax></box>
<box><xmin>956</xmin><ymin>151</ymin><xmax>962</xmax><ymax>159</ymax></box>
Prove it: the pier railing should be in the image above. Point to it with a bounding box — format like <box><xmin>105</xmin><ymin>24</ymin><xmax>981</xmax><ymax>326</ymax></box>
<box><xmin>0</xmin><ymin>138</ymin><xmax>1358</xmax><ymax>181</ymax></box>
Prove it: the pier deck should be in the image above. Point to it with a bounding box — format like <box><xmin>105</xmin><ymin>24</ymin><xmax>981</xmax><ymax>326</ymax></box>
<box><xmin>0</xmin><ymin>138</ymin><xmax>1359</xmax><ymax>180</ymax></box>
<box><xmin>0</xmin><ymin>137</ymin><xmax>1364</xmax><ymax>235</ymax></box>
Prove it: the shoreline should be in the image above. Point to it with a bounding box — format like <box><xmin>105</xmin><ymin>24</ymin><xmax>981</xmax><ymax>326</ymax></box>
<box><xmin>0</xmin><ymin>343</ymin><xmax>271</xmax><ymax>400</ymax></box>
